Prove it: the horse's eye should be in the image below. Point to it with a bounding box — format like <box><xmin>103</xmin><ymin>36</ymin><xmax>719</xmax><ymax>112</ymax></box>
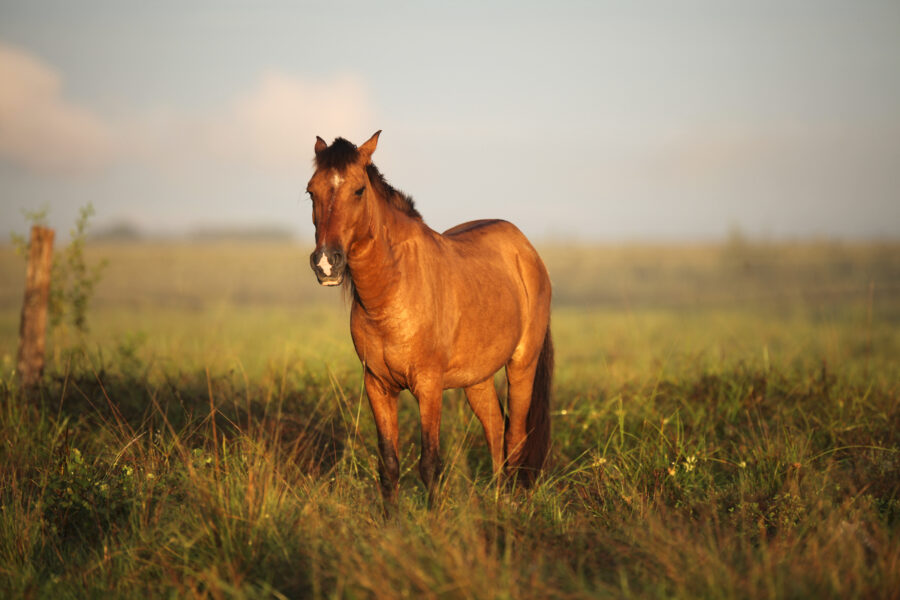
<box><xmin>354</xmin><ymin>186</ymin><xmax>365</xmax><ymax>197</ymax></box>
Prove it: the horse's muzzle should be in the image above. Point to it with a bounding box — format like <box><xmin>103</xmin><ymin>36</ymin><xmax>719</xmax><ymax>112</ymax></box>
<box><xmin>310</xmin><ymin>246</ymin><xmax>346</xmax><ymax>286</ymax></box>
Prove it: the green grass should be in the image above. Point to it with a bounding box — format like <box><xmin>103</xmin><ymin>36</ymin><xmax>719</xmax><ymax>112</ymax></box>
<box><xmin>1</xmin><ymin>241</ymin><xmax>898</xmax><ymax>598</ymax></box>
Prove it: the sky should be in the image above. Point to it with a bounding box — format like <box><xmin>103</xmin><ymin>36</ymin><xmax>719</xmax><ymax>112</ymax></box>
<box><xmin>1</xmin><ymin>0</ymin><xmax>899</xmax><ymax>242</ymax></box>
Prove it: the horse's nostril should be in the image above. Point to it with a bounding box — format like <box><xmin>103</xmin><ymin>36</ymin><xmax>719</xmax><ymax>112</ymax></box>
<box><xmin>331</xmin><ymin>250</ymin><xmax>345</xmax><ymax>268</ymax></box>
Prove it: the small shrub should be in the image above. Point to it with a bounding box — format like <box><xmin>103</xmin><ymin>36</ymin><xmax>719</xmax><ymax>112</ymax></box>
<box><xmin>41</xmin><ymin>447</ymin><xmax>135</xmax><ymax>546</ymax></box>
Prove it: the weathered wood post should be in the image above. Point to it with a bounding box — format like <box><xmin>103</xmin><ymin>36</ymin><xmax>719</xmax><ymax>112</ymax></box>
<box><xmin>16</xmin><ymin>226</ymin><xmax>55</xmax><ymax>388</ymax></box>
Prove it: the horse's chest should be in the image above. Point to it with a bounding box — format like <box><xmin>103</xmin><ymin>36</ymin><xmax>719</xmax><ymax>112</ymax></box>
<box><xmin>350</xmin><ymin>311</ymin><xmax>428</xmax><ymax>388</ymax></box>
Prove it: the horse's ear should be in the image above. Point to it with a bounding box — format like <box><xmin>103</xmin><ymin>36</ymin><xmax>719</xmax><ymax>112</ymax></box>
<box><xmin>358</xmin><ymin>130</ymin><xmax>381</xmax><ymax>164</ymax></box>
<box><xmin>315</xmin><ymin>136</ymin><xmax>327</xmax><ymax>155</ymax></box>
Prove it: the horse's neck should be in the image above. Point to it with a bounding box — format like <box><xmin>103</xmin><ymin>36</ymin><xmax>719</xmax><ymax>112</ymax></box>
<box><xmin>348</xmin><ymin>207</ymin><xmax>429</xmax><ymax>315</ymax></box>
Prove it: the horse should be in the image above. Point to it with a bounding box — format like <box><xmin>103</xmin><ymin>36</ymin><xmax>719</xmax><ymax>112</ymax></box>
<box><xmin>306</xmin><ymin>131</ymin><xmax>553</xmax><ymax>509</ymax></box>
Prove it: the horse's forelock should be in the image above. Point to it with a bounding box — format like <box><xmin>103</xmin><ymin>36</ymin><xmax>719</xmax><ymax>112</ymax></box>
<box><xmin>314</xmin><ymin>138</ymin><xmax>360</xmax><ymax>171</ymax></box>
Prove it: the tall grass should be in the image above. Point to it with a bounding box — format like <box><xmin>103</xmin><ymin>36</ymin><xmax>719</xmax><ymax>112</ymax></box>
<box><xmin>0</xmin><ymin>241</ymin><xmax>898</xmax><ymax>598</ymax></box>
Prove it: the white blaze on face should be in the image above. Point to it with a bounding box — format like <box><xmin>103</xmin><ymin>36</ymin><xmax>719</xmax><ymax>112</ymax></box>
<box><xmin>317</xmin><ymin>253</ymin><xmax>333</xmax><ymax>276</ymax></box>
<box><xmin>331</xmin><ymin>172</ymin><xmax>344</xmax><ymax>188</ymax></box>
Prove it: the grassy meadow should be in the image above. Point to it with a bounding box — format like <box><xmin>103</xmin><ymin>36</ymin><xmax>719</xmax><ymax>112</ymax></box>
<box><xmin>1</xmin><ymin>238</ymin><xmax>899</xmax><ymax>598</ymax></box>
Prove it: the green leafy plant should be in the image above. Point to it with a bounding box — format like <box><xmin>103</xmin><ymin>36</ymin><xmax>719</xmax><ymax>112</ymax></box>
<box><xmin>50</xmin><ymin>204</ymin><xmax>107</xmax><ymax>335</ymax></box>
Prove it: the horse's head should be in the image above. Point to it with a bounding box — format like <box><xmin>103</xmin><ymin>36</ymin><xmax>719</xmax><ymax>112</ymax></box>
<box><xmin>307</xmin><ymin>131</ymin><xmax>381</xmax><ymax>286</ymax></box>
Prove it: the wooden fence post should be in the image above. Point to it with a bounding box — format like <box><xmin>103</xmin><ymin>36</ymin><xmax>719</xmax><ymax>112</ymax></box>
<box><xmin>17</xmin><ymin>225</ymin><xmax>55</xmax><ymax>388</ymax></box>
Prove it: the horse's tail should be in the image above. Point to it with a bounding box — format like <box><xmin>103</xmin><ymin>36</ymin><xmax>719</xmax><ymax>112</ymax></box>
<box><xmin>522</xmin><ymin>324</ymin><xmax>553</xmax><ymax>486</ymax></box>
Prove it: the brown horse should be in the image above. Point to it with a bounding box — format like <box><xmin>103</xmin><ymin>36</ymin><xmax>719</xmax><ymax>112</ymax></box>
<box><xmin>306</xmin><ymin>131</ymin><xmax>553</xmax><ymax>508</ymax></box>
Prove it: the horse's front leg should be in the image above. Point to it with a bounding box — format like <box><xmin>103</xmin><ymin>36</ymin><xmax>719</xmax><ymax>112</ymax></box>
<box><xmin>412</xmin><ymin>375</ymin><xmax>444</xmax><ymax>507</ymax></box>
<box><xmin>364</xmin><ymin>371</ymin><xmax>400</xmax><ymax>515</ymax></box>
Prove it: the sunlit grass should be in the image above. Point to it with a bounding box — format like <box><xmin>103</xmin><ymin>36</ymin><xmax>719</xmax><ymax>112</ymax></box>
<box><xmin>0</xmin><ymin>241</ymin><xmax>898</xmax><ymax>597</ymax></box>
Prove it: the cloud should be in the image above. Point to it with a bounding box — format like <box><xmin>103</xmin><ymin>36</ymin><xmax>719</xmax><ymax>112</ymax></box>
<box><xmin>210</xmin><ymin>70</ymin><xmax>374</xmax><ymax>171</ymax></box>
<box><xmin>0</xmin><ymin>42</ymin><xmax>375</xmax><ymax>177</ymax></box>
<box><xmin>0</xmin><ymin>42</ymin><xmax>114</xmax><ymax>173</ymax></box>
<box><xmin>121</xmin><ymin>70</ymin><xmax>374</xmax><ymax>176</ymax></box>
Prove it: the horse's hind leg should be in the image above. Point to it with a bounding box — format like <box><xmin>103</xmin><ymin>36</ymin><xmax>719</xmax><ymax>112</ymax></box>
<box><xmin>464</xmin><ymin>378</ymin><xmax>505</xmax><ymax>477</ymax></box>
<box><xmin>505</xmin><ymin>323</ymin><xmax>553</xmax><ymax>486</ymax></box>
<box><xmin>504</xmin><ymin>358</ymin><xmax>539</xmax><ymax>478</ymax></box>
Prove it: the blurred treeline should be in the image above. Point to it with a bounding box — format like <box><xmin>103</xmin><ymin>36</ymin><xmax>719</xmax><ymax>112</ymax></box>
<box><xmin>1</xmin><ymin>239</ymin><xmax>898</xmax><ymax>315</ymax></box>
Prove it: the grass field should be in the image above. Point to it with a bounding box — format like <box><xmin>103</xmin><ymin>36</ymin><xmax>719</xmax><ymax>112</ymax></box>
<box><xmin>1</xmin><ymin>239</ymin><xmax>899</xmax><ymax>598</ymax></box>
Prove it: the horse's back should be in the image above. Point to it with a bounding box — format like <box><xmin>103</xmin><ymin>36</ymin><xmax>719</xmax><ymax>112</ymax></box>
<box><xmin>442</xmin><ymin>219</ymin><xmax>538</xmax><ymax>257</ymax></box>
<box><xmin>442</xmin><ymin>219</ymin><xmax>508</xmax><ymax>238</ymax></box>
<box><xmin>440</xmin><ymin>218</ymin><xmax>549</xmax><ymax>305</ymax></box>
<box><xmin>444</xmin><ymin>218</ymin><xmax>540</xmax><ymax>260</ymax></box>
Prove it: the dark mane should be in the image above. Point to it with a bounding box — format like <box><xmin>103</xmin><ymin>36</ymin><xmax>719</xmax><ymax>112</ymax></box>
<box><xmin>314</xmin><ymin>137</ymin><xmax>359</xmax><ymax>171</ymax></box>
<box><xmin>366</xmin><ymin>163</ymin><xmax>421</xmax><ymax>220</ymax></box>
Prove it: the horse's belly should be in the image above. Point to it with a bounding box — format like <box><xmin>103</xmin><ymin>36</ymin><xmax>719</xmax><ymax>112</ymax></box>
<box><xmin>442</xmin><ymin>351</ymin><xmax>510</xmax><ymax>389</ymax></box>
<box><xmin>352</xmin><ymin>314</ymin><xmax>517</xmax><ymax>391</ymax></box>
<box><xmin>443</xmin><ymin>302</ymin><xmax>522</xmax><ymax>388</ymax></box>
